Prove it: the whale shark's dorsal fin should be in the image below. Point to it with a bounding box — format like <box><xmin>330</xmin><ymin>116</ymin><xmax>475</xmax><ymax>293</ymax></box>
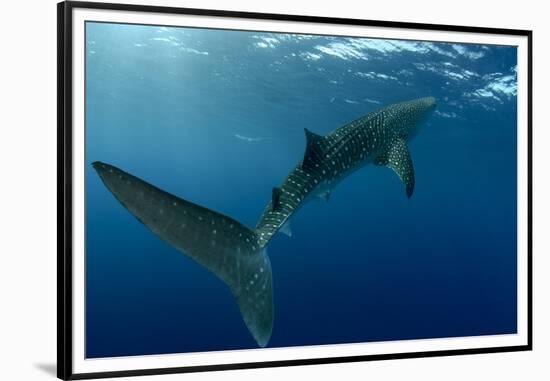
<box><xmin>302</xmin><ymin>128</ymin><xmax>325</xmax><ymax>171</ymax></box>
<box><xmin>272</xmin><ymin>187</ymin><xmax>282</xmax><ymax>211</ymax></box>
<box><xmin>375</xmin><ymin>138</ymin><xmax>415</xmax><ymax>198</ymax></box>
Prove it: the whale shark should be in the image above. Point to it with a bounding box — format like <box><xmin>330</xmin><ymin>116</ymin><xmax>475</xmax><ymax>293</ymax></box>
<box><xmin>92</xmin><ymin>96</ymin><xmax>436</xmax><ymax>348</ymax></box>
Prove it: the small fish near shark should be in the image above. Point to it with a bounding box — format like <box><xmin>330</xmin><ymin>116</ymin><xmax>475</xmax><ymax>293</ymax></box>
<box><xmin>92</xmin><ymin>96</ymin><xmax>437</xmax><ymax>348</ymax></box>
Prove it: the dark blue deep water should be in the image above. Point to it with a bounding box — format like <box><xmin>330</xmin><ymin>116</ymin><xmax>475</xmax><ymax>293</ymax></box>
<box><xmin>85</xmin><ymin>22</ymin><xmax>517</xmax><ymax>358</ymax></box>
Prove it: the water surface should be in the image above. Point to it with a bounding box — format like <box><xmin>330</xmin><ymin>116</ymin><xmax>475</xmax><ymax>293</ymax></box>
<box><xmin>85</xmin><ymin>22</ymin><xmax>517</xmax><ymax>358</ymax></box>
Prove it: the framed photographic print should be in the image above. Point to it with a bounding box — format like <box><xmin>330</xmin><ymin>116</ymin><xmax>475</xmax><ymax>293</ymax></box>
<box><xmin>57</xmin><ymin>1</ymin><xmax>532</xmax><ymax>379</ymax></box>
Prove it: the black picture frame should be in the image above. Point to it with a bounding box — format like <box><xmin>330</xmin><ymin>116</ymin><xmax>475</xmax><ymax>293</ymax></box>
<box><xmin>58</xmin><ymin>1</ymin><xmax>532</xmax><ymax>379</ymax></box>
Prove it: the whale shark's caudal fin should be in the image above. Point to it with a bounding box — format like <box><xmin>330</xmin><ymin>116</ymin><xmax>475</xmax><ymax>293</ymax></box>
<box><xmin>92</xmin><ymin>161</ymin><xmax>273</xmax><ymax>347</ymax></box>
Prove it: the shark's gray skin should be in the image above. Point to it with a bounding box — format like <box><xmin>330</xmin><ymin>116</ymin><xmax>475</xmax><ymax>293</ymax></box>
<box><xmin>255</xmin><ymin>96</ymin><xmax>436</xmax><ymax>246</ymax></box>
<box><xmin>92</xmin><ymin>96</ymin><xmax>436</xmax><ymax>348</ymax></box>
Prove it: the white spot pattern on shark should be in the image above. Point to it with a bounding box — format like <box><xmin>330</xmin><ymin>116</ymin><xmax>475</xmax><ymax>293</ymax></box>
<box><xmin>92</xmin><ymin>97</ymin><xmax>436</xmax><ymax>349</ymax></box>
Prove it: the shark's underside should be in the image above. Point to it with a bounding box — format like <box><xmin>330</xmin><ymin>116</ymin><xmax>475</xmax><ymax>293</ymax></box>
<box><xmin>92</xmin><ymin>96</ymin><xmax>436</xmax><ymax>347</ymax></box>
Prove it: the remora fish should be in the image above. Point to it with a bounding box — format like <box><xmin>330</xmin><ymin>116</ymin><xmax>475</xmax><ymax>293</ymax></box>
<box><xmin>92</xmin><ymin>96</ymin><xmax>436</xmax><ymax>347</ymax></box>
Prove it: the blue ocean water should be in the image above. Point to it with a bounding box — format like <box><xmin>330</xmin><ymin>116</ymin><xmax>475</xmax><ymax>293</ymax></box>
<box><xmin>85</xmin><ymin>22</ymin><xmax>517</xmax><ymax>358</ymax></box>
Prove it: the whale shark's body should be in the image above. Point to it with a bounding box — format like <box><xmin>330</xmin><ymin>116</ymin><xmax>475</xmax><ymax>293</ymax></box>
<box><xmin>92</xmin><ymin>96</ymin><xmax>436</xmax><ymax>347</ymax></box>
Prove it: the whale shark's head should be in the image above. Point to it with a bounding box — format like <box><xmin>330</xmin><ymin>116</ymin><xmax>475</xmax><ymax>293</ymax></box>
<box><xmin>415</xmin><ymin>96</ymin><xmax>437</xmax><ymax>113</ymax></box>
<box><xmin>405</xmin><ymin>96</ymin><xmax>437</xmax><ymax>139</ymax></box>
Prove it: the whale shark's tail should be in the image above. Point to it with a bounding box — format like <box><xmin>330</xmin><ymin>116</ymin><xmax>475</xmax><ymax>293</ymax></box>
<box><xmin>92</xmin><ymin>162</ymin><xmax>273</xmax><ymax>347</ymax></box>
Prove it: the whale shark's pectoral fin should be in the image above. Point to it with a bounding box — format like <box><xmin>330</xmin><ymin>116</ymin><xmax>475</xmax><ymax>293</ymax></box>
<box><xmin>301</xmin><ymin>128</ymin><xmax>325</xmax><ymax>171</ymax></box>
<box><xmin>375</xmin><ymin>138</ymin><xmax>415</xmax><ymax>198</ymax></box>
<box><xmin>92</xmin><ymin>161</ymin><xmax>273</xmax><ymax>347</ymax></box>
